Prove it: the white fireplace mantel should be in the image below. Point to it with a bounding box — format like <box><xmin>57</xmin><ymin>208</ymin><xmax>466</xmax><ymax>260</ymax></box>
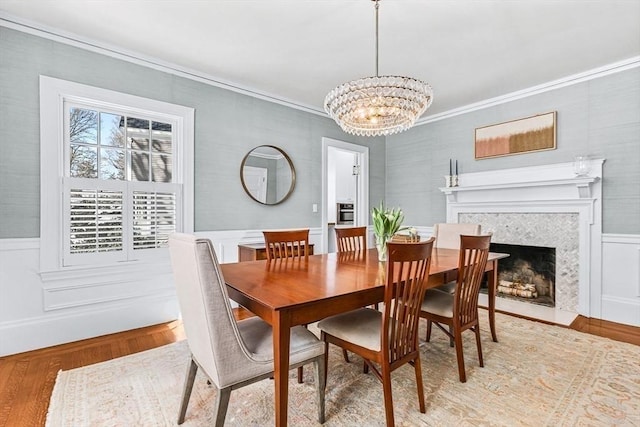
<box><xmin>439</xmin><ymin>159</ymin><xmax>605</xmax><ymax>325</ymax></box>
<box><xmin>440</xmin><ymin>176</ymin><xmax>598</xmax><ymax>201</ymax></box>
<box><xmin>440</xmin><ymin>159</ymin><xmax>603</xmax><ymax>204</ymax></box>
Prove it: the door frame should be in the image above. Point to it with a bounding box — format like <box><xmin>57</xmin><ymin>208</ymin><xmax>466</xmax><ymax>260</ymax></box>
<box><xmin>321</xmin><ymin>137</ymin><xmax>369</xmax><ymax>253</ymax></box>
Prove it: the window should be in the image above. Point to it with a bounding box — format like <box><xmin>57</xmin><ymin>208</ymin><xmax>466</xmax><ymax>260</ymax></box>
<box><xmin>40</xmin><ymin>76</ymin><xmax>194</xmax><ymax>274</ymax></box>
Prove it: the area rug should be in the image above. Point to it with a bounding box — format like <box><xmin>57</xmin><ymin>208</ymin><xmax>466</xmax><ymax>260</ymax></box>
<box><xmin>46</xmin><ymin>313</ymin><xmax>640</xmax><ymax>426</ymax></box>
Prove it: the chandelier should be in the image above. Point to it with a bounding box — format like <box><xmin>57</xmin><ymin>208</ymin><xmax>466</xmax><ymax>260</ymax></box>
<box><xmin>324</xmin><ymin>0</ymin><xmax>433</xmax><ymax>137</ymax></box>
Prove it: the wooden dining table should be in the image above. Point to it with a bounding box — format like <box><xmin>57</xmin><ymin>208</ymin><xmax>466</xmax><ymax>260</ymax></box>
<box><xmin>221</xmin><ymin>247</ymin><xmax>508</xmax><ymax>426</ymax></box>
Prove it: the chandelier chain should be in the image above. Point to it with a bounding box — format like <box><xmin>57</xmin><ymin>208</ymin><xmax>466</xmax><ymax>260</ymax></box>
<box><xmin>375</xmin><ymin>0</ymin><xmax>379</xmax><ymax>77</ymax></box>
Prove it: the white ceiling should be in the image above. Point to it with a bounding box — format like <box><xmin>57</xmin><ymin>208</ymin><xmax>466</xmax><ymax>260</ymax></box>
<box><xmin>1</xmin><ymin>0</ymin><xmax>639</xmax><ymax>119</ymax></box>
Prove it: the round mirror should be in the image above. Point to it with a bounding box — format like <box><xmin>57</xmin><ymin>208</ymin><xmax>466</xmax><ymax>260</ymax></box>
<box><xmin>240</xmin><ymin>145</ymin><xmax>296</xmax><ymax>205</ymax></box>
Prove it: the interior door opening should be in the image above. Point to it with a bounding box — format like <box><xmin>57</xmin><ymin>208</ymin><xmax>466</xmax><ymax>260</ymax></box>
<box><xmin>322</xmin><ymin>138</ymin><xmax>369</xmax><ymax>253</ymax></box>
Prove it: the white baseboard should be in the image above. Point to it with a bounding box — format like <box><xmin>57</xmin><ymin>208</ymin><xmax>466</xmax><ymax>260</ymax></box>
<box><xmin>0</xmin><ymin>292</ymin><xmax>179</xmax><ymax>357</ymax></box>
<box><xmin>601</xmin><ymin>295</ymin><xmax>640</xmax><ymax>327</ymax></box>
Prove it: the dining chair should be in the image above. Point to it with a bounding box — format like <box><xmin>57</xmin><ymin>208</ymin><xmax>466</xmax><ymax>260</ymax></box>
<box><xmin>334</xmin><ymin>226</ymin><xmax>368</xmax><ymax>364</ymax></box>
<box><xmin>318</xmin><ymin>239</ymin><xmax>435</xmax><ymax>427</ymax></box>
<box><xmin>430</xmin><ymin>223</ymin><xmax>500</xmax><ymax>343</ymax></box>
<box><xmin>335</xmin><ymin>226</ymin><xmax>367</xmax><ymax>252</ymax></box>
<box><xmin>168</xmin><ymin>233</ymin><xmax>325</xmax><ymax>426</ymax></box>
<box><xmin>263</xmin><ymin>229</ymin><xmax>310</xmax><ymax>262</ymax></box>
<box><xmin>419</xmin><ymin>234</ymin><xmax>491</xmax><ymax>383</ymax></box>
<box><xmin>433</xmin><ymin>223</ymin><xmax>481</xmax><ymax>250</ymax></box>
<box><xmin>263</xmin><ymin>228</ymin><xmax>310</xmax><ymax>383</ymax></box>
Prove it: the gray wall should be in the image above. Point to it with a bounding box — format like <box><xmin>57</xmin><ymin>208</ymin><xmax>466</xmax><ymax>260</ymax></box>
<box><xmin>386</xmin><ymin>67</ymin><xmax>640</xmax><ymax>234</ymax></box>
<box><xmin>0</xmin><ymin>27</ymin><xmax>385</xmax><ymax>238</ymax></box>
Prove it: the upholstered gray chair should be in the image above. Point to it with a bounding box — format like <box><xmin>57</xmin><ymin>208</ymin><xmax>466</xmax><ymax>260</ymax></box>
<box><xmin>433</xmin><ymin>223</ymin><xmax>481</xmax><ymax>249</ymax></box>
<box><xmin>168</xmin><ymin>233</ymin><xmax>325</xmax><ymax>426</ymax></box>
<box><xmin>420</xmin><ymin>234</ymin><xmax>491</xmax><ymax>383</ymax></box>
<box><xmin>318</xmin><ymin>239</ymin><xmax>435</xmax><ymax>427</ymax></box>
<box><xmin>430</xmin><ymin>223</ymin><xmax>482</xmax><ymax>299</ymax></box>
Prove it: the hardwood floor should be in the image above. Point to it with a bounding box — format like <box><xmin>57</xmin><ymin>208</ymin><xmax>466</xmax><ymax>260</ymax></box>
<box><xmin>0</xmin><ymin>311</ymin><xmax>637</xmax><ymax>427</ymax></box>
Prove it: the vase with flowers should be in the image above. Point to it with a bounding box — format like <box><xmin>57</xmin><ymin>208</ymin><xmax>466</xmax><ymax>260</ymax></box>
<box><xmin>371</xmin><ymin>201</ymin><xmax>406</xmax><ymax>261</ymax></box>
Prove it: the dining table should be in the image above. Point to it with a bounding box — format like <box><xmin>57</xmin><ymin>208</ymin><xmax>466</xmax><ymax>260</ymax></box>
<box><xmin>221</xmin><ymin>247</ymin><xmax>508</xmax><ymax>426</ymax></box>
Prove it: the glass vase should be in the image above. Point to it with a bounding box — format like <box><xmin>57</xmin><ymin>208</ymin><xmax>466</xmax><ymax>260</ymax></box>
<box><xmin>375</xmin><ymin>234</ymin><xmax>389</xmax><ymax>262</ymax></box>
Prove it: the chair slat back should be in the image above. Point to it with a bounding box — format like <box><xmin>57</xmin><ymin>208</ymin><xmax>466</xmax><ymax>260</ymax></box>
<box><xmin>433</xmin><ymin>223</ymin><xmax>481</xmax><ymax>249</ymax></box>
<box><xmin>454</xmin><ymin>235</ymin><xmax>491</xmax><ymax>327</ymax></box>
<box><xmin>335</xmin><ymin>226</ymin><xmax>367</xmax><ymax>252</ymax></box>
<box><xmin>383</xmin><ymin>239</ymin><xmax>434</xmax><ymax>365</ymax></box>
<box><xmin>263</xmin><ymin>229</ymin><xmax>310</xmax><ymax>262</ymax></box>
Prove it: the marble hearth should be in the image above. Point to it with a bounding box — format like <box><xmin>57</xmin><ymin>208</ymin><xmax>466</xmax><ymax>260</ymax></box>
<box><xmin>440</xmin><ymin>159</ymin><xmax>604</xmax><ymax>325</ymax></box>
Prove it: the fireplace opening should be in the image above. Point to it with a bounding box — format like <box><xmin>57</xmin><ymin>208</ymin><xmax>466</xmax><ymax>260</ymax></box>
<box><xmin>482</xmin><ymin>243</ymin><xmax>556</xmax><ymax>308</ymax></box>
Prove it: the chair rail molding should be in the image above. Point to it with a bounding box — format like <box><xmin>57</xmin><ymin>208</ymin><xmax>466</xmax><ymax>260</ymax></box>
<box><xmin>439</xmin><ymin>159</ymin><xmax>606</xmax><ymax>323</ymax></box>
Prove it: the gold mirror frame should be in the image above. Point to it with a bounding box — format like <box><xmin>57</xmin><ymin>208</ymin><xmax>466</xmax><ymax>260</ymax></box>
<box><xmin>240</xmin><ymin>145</ymin><xmax>296</xmax><ymax>205</ymax></box>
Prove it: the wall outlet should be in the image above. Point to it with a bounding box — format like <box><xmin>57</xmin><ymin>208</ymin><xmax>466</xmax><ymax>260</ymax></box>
<box><xmin>312</xmin><ymin>203</ymin><xmax>318</xmax><ymax>213</ymax></box>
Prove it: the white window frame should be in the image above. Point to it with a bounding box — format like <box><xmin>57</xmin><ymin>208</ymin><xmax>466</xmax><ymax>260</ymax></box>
<box><xmin>39</xmin><ymin>76</ymin><xmax>194</xmax><ymax>280</ymax></box>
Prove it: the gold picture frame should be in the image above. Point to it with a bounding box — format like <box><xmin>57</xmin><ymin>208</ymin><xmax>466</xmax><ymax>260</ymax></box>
<box><xmin>475</xmin><ymin>111</ymin><xmax>556</xmax><ymax>159</ymax></box>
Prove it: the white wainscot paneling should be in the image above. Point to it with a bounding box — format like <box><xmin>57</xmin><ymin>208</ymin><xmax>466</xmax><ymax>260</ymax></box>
<box><xmin>601</xmin><ymin>234</ymin><xmax>640</xmax><ymax>326</ymax></box>
<box><xmin>0</xmin><ymin>238</ymin><xmax>179</xmax><ymax>356</ymax></box>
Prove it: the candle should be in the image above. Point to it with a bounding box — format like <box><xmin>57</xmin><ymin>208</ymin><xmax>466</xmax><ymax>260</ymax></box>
<box><xmin>449</xmin><ymin>159</ymin><xmax>452</xmax><ymax>176</ymax></box>
<box><xmin>455</xmin><ymin>160</ymin><xmax>458</xmax><ymax>176</ymax></box>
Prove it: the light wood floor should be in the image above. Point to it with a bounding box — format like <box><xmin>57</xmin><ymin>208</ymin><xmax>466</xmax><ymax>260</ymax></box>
<box><xmin>1</xmin><ymin>311</ymin><xmax>638</xmax><ymax>427</ymax></box>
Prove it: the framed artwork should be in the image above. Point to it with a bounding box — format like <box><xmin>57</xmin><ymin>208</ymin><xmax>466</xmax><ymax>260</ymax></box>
<box><xmin>475</xmin><ymin>111</ymin><xmax>556</xmax><ymax>159</ymax></box>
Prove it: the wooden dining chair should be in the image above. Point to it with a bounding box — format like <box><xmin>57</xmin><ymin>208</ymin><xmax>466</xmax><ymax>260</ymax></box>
<box><xmin>334</xmin><ymin>226</ymin><xmax>368</xmax><ymax>364</ymax></box>
<box><xmin>263</xmin><ymin>228</ymin><xmax>310</xmax><ymax>383</ymax></box>
<box><xmin>263</xmin><ymin>229</ymin><xmax>310</xmax><ymax>262</ymax></box>
<box><xmin>335</xmin><ymin>226</ymin><xmax>367</xmax><ymax>252</ymax></box>
<box><xmin>318</xmin><ymin>239</ymin><xmax>435</xmax><ymax>427</ymax></box>
<box><xmin>429</xmin><ymin>223</ymin><xmax>501</xmax><ymax>344</ymax></box>
<box><xmin>168</xmin><ymin>233</ymin><xmax>325</xmax><ymax>426</ymax></box>
<box><xmin>419</xmin><ymin>234</ymin><xmax>491</xmax><ymax>383</ymax></box>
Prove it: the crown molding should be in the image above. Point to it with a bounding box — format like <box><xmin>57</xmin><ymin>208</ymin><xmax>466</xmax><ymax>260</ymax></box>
<box><xmin>416</xmin><ymin>56</ymin><xmax>640</xmax><ymax>126</ymax></box>
<box><xmin>0</xmin><ymin>12</ymin><xmax>326</xmax><ymax>117</ymax></box>
<box><xmin>2</xmin><ymin>12</ymin><xmax>638</xmax><ymax>125</ymax></box>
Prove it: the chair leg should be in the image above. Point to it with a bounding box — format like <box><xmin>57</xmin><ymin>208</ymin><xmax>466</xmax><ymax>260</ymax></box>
<box><xmin>213</xmin><ymin>387</ymin><xmax>232</xmax><ymax>427</ymax></box>
<box><xmin>449</xmin><ymin>325</ymin><xmax>454</xmax><ymax>347</ymax></box>
<box><xmin>453</xmin><ymin>327</ymin><xmax>467</xmax><ymax>383</ymax></box>
<box><xmin>474</xmin><ymin>325</ymin><xmax>484</xmax><ymax>368</ymax></box>
<box><xmin>413</xmin><ymin>355</ymin><xmax>426</xmax><ymax>414</ymax></box>
<box><xmin>321</xmin><ymin>332</ymin><xmax>329</xmax><ymax>390</ymax></box>
<box><xmin>298</xmin><ymin>323</ymin><xmax>310</xmax><ymax>383</ymax></box>
<box><xmin>425</xmin><ymin>320</ymin><xmax>432</xmax><ymax>342</ymax></box>
<box><xmin>381</xmin><ymin>364</ymin><xmax>395</xmax><ymax>427</ymax></box>
<box><xmin>342</xmin><ymin>349</ymin><xmax>350</xmax><ymax>363</ymax></box>
<box><xmin>177</xmin><ymin>357</ymin><xmax>198</xmax><ymax>424</ymax></box>
<box><xmin>313</xmin><ymin>357</ymin><xmax>326</xmax><ymax>424</ymax></box>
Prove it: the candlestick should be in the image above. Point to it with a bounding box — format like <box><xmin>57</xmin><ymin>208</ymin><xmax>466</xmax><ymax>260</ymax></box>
<box><xmin>455</xmin><ymin>160</ymin><xmax>458</xmax><ymax>176</ymax></box>
<box><xmin>449</xmin><ymin>159</ymin><xmax>452</xmax><ymax>176</ymax></box>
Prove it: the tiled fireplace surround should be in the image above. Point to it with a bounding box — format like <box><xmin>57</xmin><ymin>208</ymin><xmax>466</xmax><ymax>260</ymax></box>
<box><xmin>440</xmin><ymin>159</ymin><xmax>604</xmax><ymax>325</ymax></box>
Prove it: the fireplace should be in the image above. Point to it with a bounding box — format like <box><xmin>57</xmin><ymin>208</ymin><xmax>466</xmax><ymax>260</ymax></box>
<box><xmin>439</xmin><ymin>159</ymin><xmax>604</xmax><ymax>325</ymax></box>
<box><xmin>490</xmin><ymin>243</ymin><xmax>556</xmax><ymax>308</ymax></box>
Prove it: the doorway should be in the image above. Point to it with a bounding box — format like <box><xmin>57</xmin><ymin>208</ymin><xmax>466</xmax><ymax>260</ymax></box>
<box><xmin>321</xmin><ymin>137</ymin><xmax>369</xmax><ymax>253</ymax></box>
